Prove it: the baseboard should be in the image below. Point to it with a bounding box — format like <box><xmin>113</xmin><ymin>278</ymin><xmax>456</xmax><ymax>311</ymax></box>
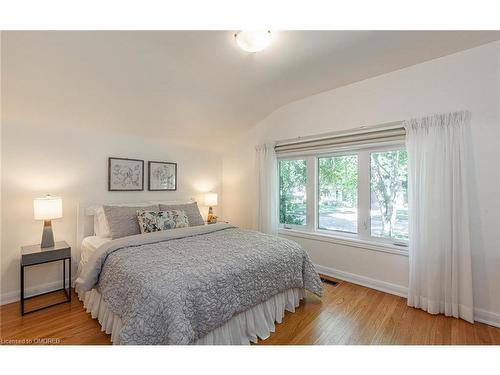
<box><xmin>0</xmin><ymin>278</ymin><xmax>76</xmax><ymax>306</ymax></box>
<box><xmin>315</xmin><ymin>263</ymin><xmax>408</xmax><ymax>297</ymax></box>
<box><xmin>315</xmin><ymin>263</ymin><xmax>500</xmax><ymax>328</ymax></box>
<box><xmin>474</xmin><ymin>308</ymin><xmax>500</xmax><ymax>328</ymax></box>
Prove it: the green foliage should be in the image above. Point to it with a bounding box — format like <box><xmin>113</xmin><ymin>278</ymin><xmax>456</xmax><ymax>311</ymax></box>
<box><xmin>279</xmin><ymin>160</ymin><xmax>306</xmax><ymax>225</ymax></box>
<box><xmin>318</xmin><ymin>155</ymin><xmax>358</xmax><ymax>207</ymax></box>
<box><xmin>370</xmin><ymin>150</ymin><xmax>408</xmax><ymax>238</ymax></box>
<box><xmin>278</xmin><ymin>150</ymin><xmax>408</xmax><ymax>240</ymax></box>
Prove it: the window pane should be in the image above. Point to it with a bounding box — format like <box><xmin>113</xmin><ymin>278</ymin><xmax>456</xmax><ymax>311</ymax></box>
<box><xmin>279</xmin><ymin>159</ymin><xmax>307</xmax><ymax>225</ymax></box>
<box><xmin>370</xmin><ymin>150</ymin><xmax>408</xmax><ymax>241</ymax></box>
<box><xmin>318</xmin><ymin>155</ymin><xmax>358</xmax><ymax>233</ymax></box>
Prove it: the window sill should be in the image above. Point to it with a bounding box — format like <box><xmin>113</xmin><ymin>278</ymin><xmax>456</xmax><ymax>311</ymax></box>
<box><xmin>278</xmin><ymin>228</ymin><xmax>409</xmax><ymax>257</ymax></box>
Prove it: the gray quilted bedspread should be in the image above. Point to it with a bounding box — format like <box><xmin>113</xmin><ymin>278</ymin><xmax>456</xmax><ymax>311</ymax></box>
<box><xmin>76</xmin><ymin>224</ymin><xmax>322</xmax><ymax>344</ymax></box>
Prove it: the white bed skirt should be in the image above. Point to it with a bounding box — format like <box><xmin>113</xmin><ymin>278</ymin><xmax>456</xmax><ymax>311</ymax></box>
<box><xmin>76</xmin><ymin>287</ymin><xmax>304</xmax><ymax>345</ymax></box>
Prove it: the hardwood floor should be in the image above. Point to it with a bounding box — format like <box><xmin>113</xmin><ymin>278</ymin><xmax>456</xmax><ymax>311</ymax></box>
<box><xmin>1</xmin><ymin>290</ymin><xmax>110</xmax><ymax>345</ymax></box>
<box><xmin>1</xmin><ymin>279</ymin><xmax>499</xmax><ymax>345</ymax></box>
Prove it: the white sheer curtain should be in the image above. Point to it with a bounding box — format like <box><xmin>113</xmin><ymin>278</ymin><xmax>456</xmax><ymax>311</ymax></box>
<box><xmin>255</xmin><ymin>143</ymin><xmax>278</xmax><ymax>235</ymax></box>
<box><xmin>404</xmin><ymin>110</ymin><xmax>474</xmax><ymax>323</ymax></box>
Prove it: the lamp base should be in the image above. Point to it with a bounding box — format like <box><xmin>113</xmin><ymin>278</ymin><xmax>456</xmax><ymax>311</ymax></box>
<box><xmin>41</xmin><ymin>220</ymin><xmax>55</xmax><ymax>248</ymax></box>
<box><xmin>206</xmin><ymin>206</ymin><xmax>217</xmax><ymax>224</ymax></box>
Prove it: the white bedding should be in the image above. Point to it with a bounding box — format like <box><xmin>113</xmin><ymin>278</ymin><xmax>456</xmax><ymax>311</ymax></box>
<box><xmin>77</xmin><ymin>286</ymin><xmax>304</xmax><ymax>344</ymax></box>
<box><xmin>76</xmin><ymin>233</ymin><xmax>310</xmax><ymax>344</ymax></box>
<box><xmin>77</xmin><ymin>236</ymin><xmax>111</xmax><ymax>278</ymax></box>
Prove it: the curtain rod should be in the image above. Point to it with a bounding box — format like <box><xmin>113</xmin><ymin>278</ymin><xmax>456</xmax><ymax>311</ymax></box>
<box><xmin>275</xmin><ymin>120</ymin><xmax>404</xmax><ymax>147</ymax></box>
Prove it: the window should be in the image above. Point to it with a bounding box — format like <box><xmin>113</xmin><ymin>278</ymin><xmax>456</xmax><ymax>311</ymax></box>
<box><xmin>318</xmin><ymin>154</ymin><xmax>358</xmax><ymax>233</ymax></box>
<box><xmin>278</xmin><ymin>143</ymin><xmax>408</xmax><ymax>249</ymax></box>
<box><xmin>278</xmin><ymin>159</ymin><xmax>307</xmax><ymax>226</ymax></box>
<box><xmin>370</xmin><ymin>150</ymin><xmax>408</xmax><ymax>241</ymax></box>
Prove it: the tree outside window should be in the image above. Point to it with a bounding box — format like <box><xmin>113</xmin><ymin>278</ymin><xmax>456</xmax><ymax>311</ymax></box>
<box><xmin>279</xmin><ymin>159</ymin><xmax>307</xmax><ymax>225</ymax></box>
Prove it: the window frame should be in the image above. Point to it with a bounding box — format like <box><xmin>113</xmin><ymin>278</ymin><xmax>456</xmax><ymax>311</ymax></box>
<box><xmin>277</xmin><ymin>141</ymin><xmax>408</xmax><ymax>254</ymax></box>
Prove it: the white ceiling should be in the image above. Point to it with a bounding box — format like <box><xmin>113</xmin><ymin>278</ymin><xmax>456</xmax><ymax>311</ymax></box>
<box><xmin>3</xmin><ymin>31</ymin><xmax>500</xmax><ymax>146</ymax></box>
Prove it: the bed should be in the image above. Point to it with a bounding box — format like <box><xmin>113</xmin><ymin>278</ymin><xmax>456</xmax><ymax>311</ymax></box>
<box><xmin>75</xmin><ymin>203</ymin><xmax>322</xmax><ymax>345</ymax></box>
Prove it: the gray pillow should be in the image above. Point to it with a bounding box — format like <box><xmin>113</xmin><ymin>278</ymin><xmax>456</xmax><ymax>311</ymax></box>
<box><xmin>159</xmin><ymin>202</ymin><xmax>204</xmax><ymax>227</ymax></box>
<box><xmin>103</xmin><ymin>204</ymin><xmax>158</xmax><ymax>239</ymax></box>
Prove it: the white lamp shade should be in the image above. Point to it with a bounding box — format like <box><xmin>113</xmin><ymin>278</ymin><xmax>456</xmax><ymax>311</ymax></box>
<box><xmin>34</xmin><ymin>195</ymin><xmax>63</xmax><ymax>220</ymax></box>
<box><xmin>204</xmin><ymin>193</ymin><xmax>218</xmax><ymax>207</ymax></box>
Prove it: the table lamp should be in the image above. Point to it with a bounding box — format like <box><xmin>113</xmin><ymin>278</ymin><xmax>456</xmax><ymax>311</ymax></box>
<box><xmin>34</xmin><ymin>195</ymin><xmax>63</xmax><ymax>248</ymax></box>
<box><xmin>204</xmin><ymin>192</ymin><xmax>218</xmax><ymax>224</ymax></box>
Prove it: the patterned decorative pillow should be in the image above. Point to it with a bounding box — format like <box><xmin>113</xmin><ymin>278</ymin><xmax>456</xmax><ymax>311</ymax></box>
<box><xmin>137</xmin><ymin>210</ymin><xmax>189</xmax><ymax>233</ymax></box>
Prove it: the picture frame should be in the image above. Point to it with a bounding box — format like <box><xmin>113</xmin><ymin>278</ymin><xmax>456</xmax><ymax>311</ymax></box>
<box><xmin>108</xmin><ymin>157</ymin><xmax>144</xmax><ymax>191</ymax></box>
<box><xmin>148</xmin><ymin>161</ymin><xmax>177</xmax><ymax>191</ymax></box>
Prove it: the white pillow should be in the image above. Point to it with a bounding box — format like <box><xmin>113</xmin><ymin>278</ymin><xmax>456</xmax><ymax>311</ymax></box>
<box><xmin>92</xmin><ymin>202</ymin><xmax>159</xmax><ymax>237</ymax></box>
<box><xmin>94</xmin><ymin>207</ymin><xmax>111</xmax><ymax>237</ymax></box>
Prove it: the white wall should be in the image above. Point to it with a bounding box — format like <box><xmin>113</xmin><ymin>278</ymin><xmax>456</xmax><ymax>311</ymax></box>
<box><xmin>0</xmin><ymin>35</ymin><xmax>223</xmax><ymax>304</ymax></box>
<box><xmin>223</xmin><ymin>41</ymin><xmax>500</xmax><ymax>324</ymax></box>
<box><xmin>0</xmin><ymin>124</ymin><xmax>223</xmax><ymax>304</ymax></box>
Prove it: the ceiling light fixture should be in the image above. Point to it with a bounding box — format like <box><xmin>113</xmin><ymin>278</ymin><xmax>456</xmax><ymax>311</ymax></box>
<box><xmin>234</xmin><ymin>31</ymin><xmax>273</xmax><ymax>53</ymax></box>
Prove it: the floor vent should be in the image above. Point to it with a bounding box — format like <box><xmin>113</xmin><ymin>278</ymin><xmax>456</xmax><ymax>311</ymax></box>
<box><xmin>320</xmin><ymin>277</ymin><xmax>339</xmax><ymax>286</ymax></box>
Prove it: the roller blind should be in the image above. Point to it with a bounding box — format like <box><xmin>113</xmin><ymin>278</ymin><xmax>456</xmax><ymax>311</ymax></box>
<box><xmin>274</xmin><ymin>126</ymin><xmax>406</xmax><ymax>154</ymax></box>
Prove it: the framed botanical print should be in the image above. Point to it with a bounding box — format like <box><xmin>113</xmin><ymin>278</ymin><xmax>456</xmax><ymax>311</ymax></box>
<box><xmin>148</xmin><ymin>161</ymin><xmax>177</xmax><ymax>191</ymax></box>
<box><xmin>108</xmin><ymin>157</ymin><xmax>144</xmax><ymax>191</ymax></box>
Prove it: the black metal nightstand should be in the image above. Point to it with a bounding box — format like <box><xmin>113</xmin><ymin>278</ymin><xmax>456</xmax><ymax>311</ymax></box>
<box><xmin>20</xmin><ymin>241</ymin><xmax>71</xmax><ymax>315</ymax></box>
